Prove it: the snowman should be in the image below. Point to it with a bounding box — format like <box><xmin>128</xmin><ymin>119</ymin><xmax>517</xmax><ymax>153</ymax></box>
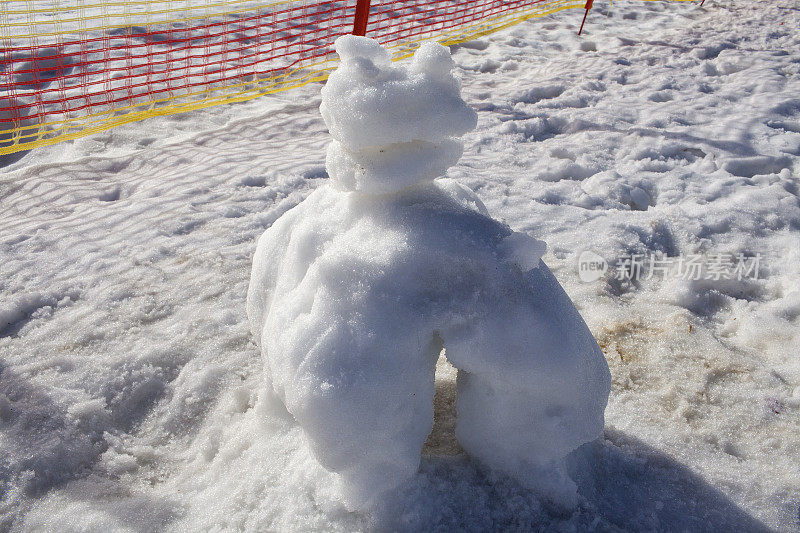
<box><xmin>247</xmin><ymin>35</ymin><xmax>611</xmax><ymax>510</ymax></box>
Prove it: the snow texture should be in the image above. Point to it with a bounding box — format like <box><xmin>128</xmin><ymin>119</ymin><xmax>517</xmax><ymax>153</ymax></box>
<box><xmin>247</xmin><ymin>36</ymin><xmax>609</xmax><ymax>509</ymax></box>
<box><xmin>1</xmin><ymin>0</ymin><xmax>799</xmax><ymax>531</ymax></box>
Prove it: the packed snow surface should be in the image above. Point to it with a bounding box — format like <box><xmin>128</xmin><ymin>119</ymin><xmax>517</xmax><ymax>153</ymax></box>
<box><xmin>2</xmin><ymin>0</ymin><xmax>800</xmax><ymax>531</ymax></box>
<box><xmin>247</xmin><ymin>36</ymin><xmax>609</xmax><ymax>509</ymax></box>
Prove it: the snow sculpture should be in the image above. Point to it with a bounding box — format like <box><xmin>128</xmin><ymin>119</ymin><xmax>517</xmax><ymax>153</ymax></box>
<box><xmin>247</xmin><ymin>35</ymin><xmax>611</xmax><ymax>510</ymax></box>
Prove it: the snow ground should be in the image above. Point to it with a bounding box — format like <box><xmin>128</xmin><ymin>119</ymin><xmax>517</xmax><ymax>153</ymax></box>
<box><xmin>1</xmin><ymin>0</ymin><xmax>799</xmax><ymax>530</ymax></box>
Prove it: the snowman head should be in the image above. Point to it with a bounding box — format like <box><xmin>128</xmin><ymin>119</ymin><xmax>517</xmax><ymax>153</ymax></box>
<box><xmin>320</xmin><ymin>36</ymin><xmax>477</xmax><ymax>194</ymax></box>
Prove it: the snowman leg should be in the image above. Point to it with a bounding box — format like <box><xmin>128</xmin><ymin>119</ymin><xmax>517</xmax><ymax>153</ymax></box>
<box><xmin>453</xmin><ymin>367</ymin><xmax>582</xmax><ymax>508</ymax></box>
<box><xmin>445</xmin><ymin>263</ymin><xmax>610</xmax><ymax>508</ymax></box>
<box><xmin>288</xmin><ymin>332</ymin><xmax>441</xmax><ymax>510</ymax></box>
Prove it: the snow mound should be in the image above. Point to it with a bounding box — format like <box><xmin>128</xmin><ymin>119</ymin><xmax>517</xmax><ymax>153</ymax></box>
<box><xmin>247</xmin><ymin>37</ymin><xmax>610</xmax><ymax>511</ymax></box>
<box><xmin>320</xmin><ymin>36</ymin><xmax>477</xmax><ymax>193</ymax></box>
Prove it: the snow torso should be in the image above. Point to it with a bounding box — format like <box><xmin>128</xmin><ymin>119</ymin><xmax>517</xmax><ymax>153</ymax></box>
<box><xmin>246</xmin><ymin>177</ymin><xmax>609</xmax><ymax>508</ymax></box>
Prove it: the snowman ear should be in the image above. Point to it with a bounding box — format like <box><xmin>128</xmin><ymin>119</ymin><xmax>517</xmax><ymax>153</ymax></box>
<box><xmin>334</xmin><ymin>35</ymin><xmax>392</xmax><ymax>69</ymax></box>
<box><xmin>410</xmin><ymin>42</ymin><xmax>455</xmax><ymax>78</ymax></box>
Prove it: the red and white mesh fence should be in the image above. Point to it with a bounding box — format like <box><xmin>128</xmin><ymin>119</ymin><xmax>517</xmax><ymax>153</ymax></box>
<box><xmin>1</xmin><ymin>0</ymin><xmax>691</xmax><ymax>156</ymax></box>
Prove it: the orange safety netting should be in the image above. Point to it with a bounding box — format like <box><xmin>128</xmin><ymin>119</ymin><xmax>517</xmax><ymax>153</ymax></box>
<box><xmin>0</xmin><ymin>0</ymin><xmax>591</xmax><ymax>155</ymax></box>
<box><xmin>5</xmin><ymin>0</ymin><xmax>673</xmax><ymax>156</ymax></box>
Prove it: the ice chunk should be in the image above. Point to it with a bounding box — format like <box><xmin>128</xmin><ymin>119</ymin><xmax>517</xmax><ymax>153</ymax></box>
<box><xmin>500</xmin><ymin>231</ymin><xmax>547</xmax><ymax>271</ymax></box>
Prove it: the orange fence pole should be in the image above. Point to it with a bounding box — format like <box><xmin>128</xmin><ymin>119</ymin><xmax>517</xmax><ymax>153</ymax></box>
<box><xmin>353</xmin><ymin>0</ymin><xmax>372</xmax><ymax>36</ymax></box>
<box><xmin>578</xmin><ymin>0</ymin><xmax>594</xmax><ymax>35</ymax></box>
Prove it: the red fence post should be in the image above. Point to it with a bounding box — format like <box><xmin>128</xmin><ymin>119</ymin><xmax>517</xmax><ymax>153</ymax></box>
<box><xmin>578</xmin><ymin>0</ymin><xmax>593</xmax><ymax>35</ymax></box>
<box><xmin>353</xmin><ymin>0</ymin><xmax>372</xmax><ymax>36</ymax></box>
